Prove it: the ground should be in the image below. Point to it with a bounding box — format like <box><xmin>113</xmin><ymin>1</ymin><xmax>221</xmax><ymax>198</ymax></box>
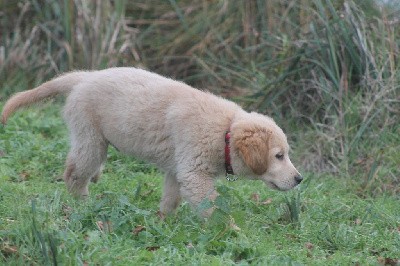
<box><xmin>0</xmin><ymin>103</ymin><xmax>399</xmax><ymax>265</ymax></box>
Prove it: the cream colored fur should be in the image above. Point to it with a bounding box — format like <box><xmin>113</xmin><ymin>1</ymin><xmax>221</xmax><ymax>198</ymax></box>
<box><xmin>2</xmin><ymin>67</ymin><xmax>302</xmax><ymax>216</ymax></box>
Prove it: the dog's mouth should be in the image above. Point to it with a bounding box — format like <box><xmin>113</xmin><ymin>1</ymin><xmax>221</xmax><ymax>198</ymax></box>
<box><xmin>266</xmin><ymin>181</ymin><xmax>283</xmax><ymax>191</ymax></box>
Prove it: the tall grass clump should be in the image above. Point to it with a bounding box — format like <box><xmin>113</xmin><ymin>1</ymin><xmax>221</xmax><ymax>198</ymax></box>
<box><xmin>0</xmin><ymin>0</ymin><xmax>399</xmax><ymax>193</ymax></box>
<box><xmin>0</xmin><ymin>0</ymin><xmax>137</xmax><ymax>97</ymax></box>
<box><xmin>127</xmin><ymin>0</ymin><xmax>400</xmax><ymax>193</ymax></box>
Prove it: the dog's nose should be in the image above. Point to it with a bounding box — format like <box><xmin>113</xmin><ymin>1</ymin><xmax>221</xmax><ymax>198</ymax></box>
<box><xmin>295</xmin><ymin>175</ymin><xmax>303</xmax><ymax>184</ymax></box>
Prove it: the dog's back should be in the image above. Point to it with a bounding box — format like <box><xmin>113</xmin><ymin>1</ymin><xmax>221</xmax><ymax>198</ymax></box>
<box><xmin>60</xmin><ymin>68</ymin><xmax>239</xmax><ymax>171</ymax></box>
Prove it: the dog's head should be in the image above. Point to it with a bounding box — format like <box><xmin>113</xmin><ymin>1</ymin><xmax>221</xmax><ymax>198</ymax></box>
<box><xmin>231</xmin><ymin>112</ymin><xmax>302</xmax><ymax>191</ymax></box>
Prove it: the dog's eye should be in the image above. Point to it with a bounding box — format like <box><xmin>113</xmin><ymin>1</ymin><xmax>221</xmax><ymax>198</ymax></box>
<box><xmin>275</xmin><ymin>154</ymin><xmax>284</xmax><ymax>160</ymax></box>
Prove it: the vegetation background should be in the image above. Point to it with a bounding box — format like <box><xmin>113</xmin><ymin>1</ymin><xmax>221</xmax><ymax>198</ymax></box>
<box><xmin>0</xmin><ymin>0</ymin><xmax>399</xmax><ymax>265</ymax></box>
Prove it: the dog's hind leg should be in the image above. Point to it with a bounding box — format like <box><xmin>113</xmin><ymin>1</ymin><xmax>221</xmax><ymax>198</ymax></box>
<box><xmin>63</xmin><ymin>131</ymin><xmax>108</xmax><ymax>198</ymax></box>
<box><xmin>160</xmin><ymin>172</ymin><xmax>181</xmax><ymax>215</ymax></box>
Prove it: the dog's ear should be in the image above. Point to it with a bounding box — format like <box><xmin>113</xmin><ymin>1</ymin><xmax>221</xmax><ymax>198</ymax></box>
<box><xmin>234</xmin><ymin>126</ymin><xmax>271</xmax><ymax>175</ymax></box>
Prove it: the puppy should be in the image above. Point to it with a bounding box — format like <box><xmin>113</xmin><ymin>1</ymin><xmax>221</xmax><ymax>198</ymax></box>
<box><xmin>1</xmin><ymin>67</ymin><xmax>302</xmax><ymax>216</ymax></box>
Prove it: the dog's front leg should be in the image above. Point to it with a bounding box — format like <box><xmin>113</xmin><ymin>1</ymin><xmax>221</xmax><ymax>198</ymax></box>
<box><xmin>160</xmin><ymin>172</ymin><xmax>181</xmax><ymax>215</ymax></box>
<box><xmin>178</xmin><ymin>171</ymin><xmax>218</xmax><ymax>217</ymax></box>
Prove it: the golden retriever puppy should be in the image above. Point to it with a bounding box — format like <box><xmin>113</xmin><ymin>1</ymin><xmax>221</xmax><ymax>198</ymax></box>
<box><xmin>1</xmin><ymin>67</ymin><xmax>302</xmax><ymax>216</ymax></box>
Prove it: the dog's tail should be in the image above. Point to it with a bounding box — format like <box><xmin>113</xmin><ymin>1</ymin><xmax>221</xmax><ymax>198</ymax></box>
<box><xmin>1</xmin><ymin>71</ymin><xmax>87</xmax><ymax>125</ymax></box>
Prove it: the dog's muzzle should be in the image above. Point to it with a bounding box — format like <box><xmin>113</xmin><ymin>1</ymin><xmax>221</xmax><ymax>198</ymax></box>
<box><xmin>294</xmin><ymin>175</ymin><xmax>303</xmax><ymax>184</ymax></box>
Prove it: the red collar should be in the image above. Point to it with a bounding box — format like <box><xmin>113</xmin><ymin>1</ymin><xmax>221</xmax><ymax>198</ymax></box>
<box><xmin>225</xmin><ymin>131</ymin><xmax>234</xmax><ymax>176</ymax></box>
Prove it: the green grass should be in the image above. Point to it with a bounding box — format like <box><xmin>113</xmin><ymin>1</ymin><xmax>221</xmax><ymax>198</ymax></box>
<box><xmin>0</xmin><ymin>0</ymin><xmax>399</xmax><ymax>264</ymax></box>
<box><xmin>1</xmin><ymin>0</ymin><xmax>399</xmax><ymax>175</ymax></box>
<box><xmin>1</xmin><ymin>104</ymin><xmax>399</xmax><ymax>265</ymax></box>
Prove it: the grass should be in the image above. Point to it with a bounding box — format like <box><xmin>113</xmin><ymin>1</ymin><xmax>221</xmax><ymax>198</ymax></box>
<box><xmin>1</xmin><ymin>1</ymin><xmax>399</xmax><ymax>176</ymax></box>
<box><xmin>0</xmin><ymin>104</ymin><xmax>399</xmax><ymax>265</ymax></box>
<box><xmin>0</xmin><ymin>0</ymin><xmax>399</xmax><ymax>264</ymax></box>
